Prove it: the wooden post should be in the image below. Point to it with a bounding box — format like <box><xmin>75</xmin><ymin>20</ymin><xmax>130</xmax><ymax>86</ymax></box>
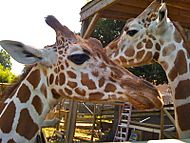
<box><xmin>65</xmin><ymin>100</ymin><xmax>78</xmax><ymax>143</ymax></box>
<box><xmin>163</xmin><ymin>108</ymin><xmax>175</xmax><ymax>126</ymax></box>
<box><xmin>91</xmin><ymin>104</ymin><xmax>97</xmax><ymax>142</ymax></box>
<box><xmin>159</xmin><ymin>108</ymin><xmax>164</xmax><ymax>139</ymax></box>
<box><xmin>81</xmin><ymin>18</ymin><xmax>90</xmax><ymax>37</ymax></box>
<box><xmin>83</xmin><ymin>13</ymin><xmax>100</xmax><ymax>39</ymax></box>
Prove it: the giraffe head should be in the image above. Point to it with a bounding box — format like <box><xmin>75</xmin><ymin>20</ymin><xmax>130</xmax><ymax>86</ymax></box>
<box><xmin>110</xmin><ymin>0</ymin><xmax>169</xmax><ymax>68</ymax></box>
<box><xmin>0</xmin><ymin>16</ymin><xmax>163</xmax><ymax>109</ymax></box>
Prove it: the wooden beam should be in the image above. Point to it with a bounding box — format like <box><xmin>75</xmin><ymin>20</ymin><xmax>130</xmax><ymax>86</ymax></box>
<box><xmin>65</xmin><ymin>100</ymin><xmax>78</xmax><ymax>143</ymax></box>
<box><xmin>163</xmin><ymin>108</ymin><xmax>175</xmax><ymax>127</ymax></box>
<box><xmin>90</xmin><ymin>104</ymin><xmax>97</xmax><ymax>142</ymax></box>
<box><xmin>129</xmin><ymin>124</ymin><xmax>160</xmax><ymax>134</ymax></box>
<box><xmin>83</xmin><ymin>13</ymin><xmax>100</xmax><ymax>39</ymax></box>
<box><xmin>81</xmin><ymin>18</ymin><xmax>90</xmax><ymax>37</ymax></box>
<box><xmin>80</xmin><ymin>0</ymin><xmax>119</xmax><ymax>21</ymax></box>
<box><xmin>159</xmin><ymin>108</ymin><xmax>164</xmax><ymax>139</ymax></box>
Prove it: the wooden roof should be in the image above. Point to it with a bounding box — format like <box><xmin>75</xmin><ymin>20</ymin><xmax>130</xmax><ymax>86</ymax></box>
<box><xmin>80</xmin><ymin>0</ymin><xmax>190</xmax><ymax>35</ymax></box>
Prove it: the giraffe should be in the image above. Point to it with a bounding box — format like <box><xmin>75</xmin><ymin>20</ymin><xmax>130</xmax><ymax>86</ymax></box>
<box><xmin>106</xmin><ymin>0</ymin><xmax>190</xmax><ymax>138</ymax></box>
<box><xmin>0</xmin><ymin>15</ymin><xmax>163</xmax><ymax>142</ymax></box>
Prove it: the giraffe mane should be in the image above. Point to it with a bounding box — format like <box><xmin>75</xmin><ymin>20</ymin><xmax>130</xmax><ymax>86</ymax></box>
<box><xmin>173</xmin><ymin>21</ymin><xmax>190</xmax><ymax>55</ymax></box>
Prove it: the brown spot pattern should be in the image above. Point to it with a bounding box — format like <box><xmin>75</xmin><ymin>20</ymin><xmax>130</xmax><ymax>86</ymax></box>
<box><xmin>110</xmin><ymin>67</ymin><xmax>123</xmax><ymax>78</ymax></box>
<box><xmin>124</xmin><ymin>47</ymin><xmax>135</xmax><ymax>57</ymax></box>
<box><xmin>40</xmin><ymin>84</ymin><xmax>47</xmax><ymax>98</ymax></box>
<box><xmin>174</xmin><ymin>30</ymin><xmax>182</xmax><ymax>43</ymax></box>
<box><xmin>89</xmin><ymin>92</ymin><xmax>104</xmax><ymax>101</ymax></box>
<box><xmin>99</xmin><ymin>77</ymin><xmax>105</xmax><ymax>88</ymax></box>
<box><xmin>67</xmin><ymin>81</ymin><xmax>77</xmax><ymax>88</ymax></box>
<box><xmin>145</xmin><ymin>39</ymin><xmax>153</xmax><ymax>49</ymax></box>
<box><xmin>16</xmin><ymin>109</ymin><xmax>39</xmax><ymax>140</ymax></box>
<box><xmin>59</xmin><ymin>72</ymin><xmax>66</xmax><ymax>85</ymax></box>
<box><xmin>75</xmin><ymin>88</ymin><xmax>86</xmax><ymax>96</ymax></box>
<box><xmin>155</xmin><ymin>43</ymin><xmax>161</xmax><ymax>51</ymax></box>
<box><xmin>51</xmin><ymin>89</ymin><xmax>61</xmax><ymax>99</ymax></box>
<box><xmin>119</xmin><ymin>56</ymin><xmax>127</xmax><ymax>63</ymax></box>
<box><xmin>162</xmin><ymin>44</ymin><xmax>176</xmax><ymax>56</ymax></box>
<box><xmin>160</xmin><ymin>61</ymin><xmax>169</xmax><ymax>70</ymax></box>
<box><xmin>17</xmin><ymin>84</ymin><xmax>31</xmax><ymax>103</ymax></box>
<box><xmin>168</xmin><ymin>50</ymin><xmax>187</xmax><ymax>81</ymax></box>
<box><xmin>27</xmin><ymin>70</ymin><xmax>40</xmax><ymax>89</ymax></box>
<box><xmin>81</xmin><ymin>73</ymin><xmax>96</xmax><ymax>90</ymax></box>
<box><xmin>137</xmin><ymin>50</ymin><xmax>145</xmax><ymax>60</ymax></box>
<box><xmin>60</xmin><ymin>64</ymin><xmax>64</xmax><ymax>70</ymax></box>
<box><xmin>153</xmin><ymin>52</ymin><xmax>160</xmax><ymax>61</ymax></box>
<box><xmin>176</xmin><ymin>104</ymin><xmax>190</xmax><ymax>131</ymax></box>
<box><xmin>32</xmin><ymin>95</ymin><xmax>43</xmax><ymax>115</ymax></box>
<box><xmin>104</xmin><ymin>83</ymin><xmax>116</xmax><ymax>92</ymax></box>
<box><xmin>143</xmin><ymin>52</ymin><xmax>152</xmax><ymax>63</ymax></box>
<box><xmin>67</xmin><ymin>71</ymin><xmax>77</xmax><ymax>78</ymax></box>
<box><xmin>92</xmin><ymin>70</ymin><xmax>99</xmax><ymax>77</ymax></box>
<box><xmin>49</xmin><ymin>74</ymin><xmax>54</xmax><ymax>85</ymax></box>
<box><xmin>65</xmin><ymin>88</ymin><xmax>72</xmax><ymax>95</ymax></box>
<box><xmin>7</xmin><ymin>139</ymin><xmax>16</xmax><ymax>143</ymax></box>
<box><xmin>175</xmin><ymin>80</ymin><xmax>190</xmax><ymax>99</ymax></box>
<box><xmin>137</xmin><ymin>42</ymin><xmax>143</xmax><ymax>49</ymax></box>
<box><xmin>0</xmin><ymin>101</ymin><xmax>16</xmax><ymax>133</ymax></box>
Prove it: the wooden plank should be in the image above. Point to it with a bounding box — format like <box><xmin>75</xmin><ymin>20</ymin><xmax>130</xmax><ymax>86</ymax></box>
<box><xmin>118</xmin><ymin>0</ymin><xmax>150</xmax><ymax>9</ymax></box>
<box><xmin>81</xmin><ymin>0</ymin><xmax>101</xmax><ymax>13</ymax></box>
<box><xmin>107</xmin><ymin>3</ymin><xmax>144</xmax><ymax>14</ymax></box>
<box><xmin>159</xmin><ymin>108</ymin><xmax>164</xmax><ymax>139</ymax></box>
<box><xmin>129</xmin><ymin>124</ymin><xmax>160</xmax><ymax>134</ymax></box>
<box><xmin>90</xmin><ymin>104</ymin><xmax>97</xmax><ymax>142</ymax></box>
<box><xmin>81</xmin><ymin>18</ymin><xmax>90</xmax><ymax>37</ymax></box>
<box><xmin>130</xmin><ymin>121</ymin><xmax>161</xmax><ymax>129</ymax></box>
<box><xmin>65</xmin><ymin>100</ymin><xmax>78</xmax><ymax>143</ymax></box>
<box><xmin>80</xmin><ymin>0</ymin><xmax>119</xmax><ymax>21</ymax></box>
<box><xmin>163</xmin><ymin>108</ymin><xmax>175</xmax><ymax>127</ymax></box>
<box><xmin>83</xmin><ymin>13</ymin><xmax>100</xmax><ymax>39</ymax></box>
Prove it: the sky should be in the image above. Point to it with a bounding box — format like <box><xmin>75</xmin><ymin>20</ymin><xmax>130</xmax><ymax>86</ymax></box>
<box><xmin>0</xmin><ymin>0</ymin><xmax>86</xmax><ymax>75</ymax></box>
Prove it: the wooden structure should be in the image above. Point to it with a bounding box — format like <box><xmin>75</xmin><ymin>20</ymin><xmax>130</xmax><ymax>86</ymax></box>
<box><xmin>80</xmin><ymin>0</ymin><xmax>190</xmax><ymax>38</ymax></box>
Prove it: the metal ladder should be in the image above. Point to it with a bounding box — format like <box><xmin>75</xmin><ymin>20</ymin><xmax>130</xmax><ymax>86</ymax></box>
<box><xmin>114</xmin><ymin>102</ymin><xmax>132</xmax><ymax>142</ymax></box>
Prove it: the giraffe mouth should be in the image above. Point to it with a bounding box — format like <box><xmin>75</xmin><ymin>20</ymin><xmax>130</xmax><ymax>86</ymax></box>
<box><xmin>121</xmin><ymin>79</ymin><xmax>163</xmax><ymax>110</ymax></box>
<box><xmin>124</xmin><ymin>88</ymin><xmax>163</xmax><ymax>110</ymax></box>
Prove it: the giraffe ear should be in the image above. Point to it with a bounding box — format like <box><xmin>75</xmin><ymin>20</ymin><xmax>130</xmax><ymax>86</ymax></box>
<box><xmin>157</xmin><ymin>3</ymin><xmax>168</xmax><ymax>33</ymax></box>
<box><xmin>0</xmin><ymin>40</ymin><xmax>57</xmax><ymax>66</ymax></box>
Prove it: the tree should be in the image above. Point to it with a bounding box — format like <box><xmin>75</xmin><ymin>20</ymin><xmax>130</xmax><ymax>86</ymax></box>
<box><xmin>0</xmin><ymin>64</ymin><xmax>16</xmax><ymax>83</ymax></box>
<box><xmin>0</xmin><ymin>49</ymin><xmax>12</xmax><ymax>69</ymax></box>
<box><xmin>92</xmin><ymin>18</ymin><xmax>126</xmax><ymax>46</ymax></box>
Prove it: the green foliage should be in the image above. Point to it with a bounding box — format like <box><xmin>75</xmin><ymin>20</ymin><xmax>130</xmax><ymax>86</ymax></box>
<box><xmin>0</xmin><ymin>64</ymin><xmax>16</xmax><ymax>83</ymax></box>
<box><xmin>92</xmin><ymin>19</ymin><xmax>125</xmax><ymax>46</ymax></box>
<box><xmin>91</xmin><ymin>18</ymin><xmax>168</xmax><ymax>85</ymax></box>
<box><xmin>0</xmin><ymin>49</ymin><xmax>12</xmax><ymax>69</ymax></box>
<box><xmin>128</xmin><ymin>63</ymin><xmax>168</xmax><ymax>85</ymax></box>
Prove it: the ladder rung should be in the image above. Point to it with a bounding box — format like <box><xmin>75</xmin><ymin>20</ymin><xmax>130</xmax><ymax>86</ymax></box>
<box><xmin>118</xmin><ymin>124</ymin><xmax>129</xmax><ymax>127</ymax></box>
<box><xmin>117</xmin><ymin>131</ymin><xmax>128</xmax><ymax>135</ymax></box>
<box><xmin>123</xmin><ymin>108</ymin><xmax>131</xmax><ymax>110</ymax></box>
<box><xmin>122</xmin><ymin>113</ymin><xmax>130</xmax><ymax>116</ymax></box>
<box><xmin>121</xmin><ymin>119</ymin><xmax>129</xmax><ymax>122</ymax></box>
<box><xmin>114</xmin><ymin>136</ymin><xmax>126</xmax><ymax>141</ymax></box>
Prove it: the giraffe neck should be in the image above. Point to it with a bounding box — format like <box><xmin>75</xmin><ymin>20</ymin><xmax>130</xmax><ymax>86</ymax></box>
<box><xmin>157</xmin><ymin>24</ymin><xmax>190</xmax><ymax>138</ymax></box>
<box><xmin>0</xmin><ymin>65</ymin><xmax>60</xmax><ymax>143</ymax></box>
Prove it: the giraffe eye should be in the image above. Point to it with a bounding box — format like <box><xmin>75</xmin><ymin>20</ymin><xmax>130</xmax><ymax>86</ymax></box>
<box><xmin>68</xmin><ymin>53</ymin><xmax>90</xmax><ymax>65</ymax></box>
<box><xmin>126</xmin><ymin>29</ymin><xmax>138</xmax><ymax>37</ymax></box>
